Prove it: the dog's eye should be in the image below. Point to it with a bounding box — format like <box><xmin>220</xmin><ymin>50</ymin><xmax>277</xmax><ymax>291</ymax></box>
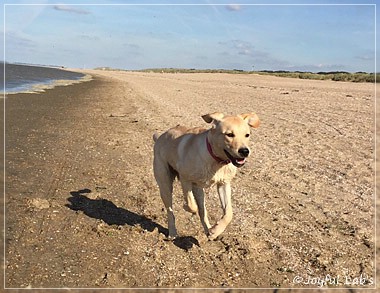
<box><xmin>225</xmin><ymin>132</ymin><xmax>235</xmax><ymax>138</ymax></box>
<box><xmin>245</xmin><ymin>133</ymin><xmax>250</xmax><ymax>138</ymax></box>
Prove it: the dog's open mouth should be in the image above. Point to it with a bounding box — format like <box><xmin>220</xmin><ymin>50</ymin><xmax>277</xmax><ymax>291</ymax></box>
<box><xmin>224</xmin><ymin>150</ymin><xmax>246</xmax><ymax>168</ymax></box>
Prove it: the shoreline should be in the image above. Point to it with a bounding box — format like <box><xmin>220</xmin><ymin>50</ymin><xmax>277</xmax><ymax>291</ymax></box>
<box><xmin>5</xmin><ymin>75</ymin><xmax>112</xmax><ymax>287</ymax></box>
<box><xmin>3</xmin><ymin>73</ymin><xmax>93</xmax><ymax>96</ymax></box>
<box><xmin>5</xmin><ymin>74</ymin><xmax>102</xmax><ymax>145</ymax></box>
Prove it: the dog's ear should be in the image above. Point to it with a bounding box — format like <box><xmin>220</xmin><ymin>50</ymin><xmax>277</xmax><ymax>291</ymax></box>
<box><xmin>239</xmin><ymin>113</ymin><xmax>260</xmax><ymax>128</ymax></box>
<box><xmin>202</xmin><ymin>112</ymin><xmax>225</xmax><ymax>124</ymax></box>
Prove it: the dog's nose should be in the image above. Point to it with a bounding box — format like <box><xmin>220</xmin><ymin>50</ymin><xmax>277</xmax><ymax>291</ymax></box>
<box><xmin>238</xmin><ymin>147</ymin><xmax>250</xmax><ymax>157</ymax></box>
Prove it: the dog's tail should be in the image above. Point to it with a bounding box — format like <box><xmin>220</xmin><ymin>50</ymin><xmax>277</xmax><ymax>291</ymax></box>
<box><xmin>153</xmin><ymin>132</ymin><xmax>160</xmax><ymax>142</ymax></box>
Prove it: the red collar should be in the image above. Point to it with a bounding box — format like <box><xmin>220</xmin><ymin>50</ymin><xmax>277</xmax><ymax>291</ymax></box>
<box><xmin>206</xmin><ymin>137</ymin><xmax>230</xmax><ymax>165</ymax></box>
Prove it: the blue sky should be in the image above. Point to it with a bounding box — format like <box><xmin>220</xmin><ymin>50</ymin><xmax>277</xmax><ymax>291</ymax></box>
<box><xmin>2</xmin><ymin>0</ymin><xmax>378</xmax><ymax>72</ymax></box>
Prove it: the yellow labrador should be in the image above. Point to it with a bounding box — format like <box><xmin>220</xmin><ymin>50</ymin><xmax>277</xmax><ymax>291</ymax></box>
<box><xmin>153</xmin><ymin>112</ymin><xmax>260</xmax><ymax>240</ymax></box>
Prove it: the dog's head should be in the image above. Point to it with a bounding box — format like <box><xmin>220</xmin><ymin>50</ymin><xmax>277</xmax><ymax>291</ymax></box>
<box><xmin>202</xmin><ymin>112</ymin><xmax>260</xmax><ymax>167</ymax></box>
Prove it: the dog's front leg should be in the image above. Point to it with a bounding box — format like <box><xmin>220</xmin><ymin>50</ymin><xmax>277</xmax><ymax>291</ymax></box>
<box><xmin>208</xmin><ymin>182</ymin><xmax>233</xmax><ymax>240</ymax></box>
<box><xmin>192</xmin><ymin>186</ymin><xmax>212</xmax><ymax>235</ymax></box>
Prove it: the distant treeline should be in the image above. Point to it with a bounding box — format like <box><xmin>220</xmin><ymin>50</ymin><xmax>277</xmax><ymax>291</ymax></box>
<box><xmin>94</xmin><ymin>67</ymin><xmax>378</xmax><ymax>83</ymax></box>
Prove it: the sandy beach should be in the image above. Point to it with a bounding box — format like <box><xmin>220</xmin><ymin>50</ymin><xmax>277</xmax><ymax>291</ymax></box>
<box><xmin>4</xmin><ymin>70</ymin><xmax>377</xmax><ymax>289</ymax></box>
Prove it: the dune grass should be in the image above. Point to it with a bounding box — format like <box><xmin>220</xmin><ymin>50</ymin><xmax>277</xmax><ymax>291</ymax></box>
<box><xmin>256</xmin><ymin>70</ymin><xmax>378</xmax><ymax>83</ymax></box>
<box><xmin>94</xmin><ymin>67</ymin><xmax>378</xmax><ymax>83</ymax></box>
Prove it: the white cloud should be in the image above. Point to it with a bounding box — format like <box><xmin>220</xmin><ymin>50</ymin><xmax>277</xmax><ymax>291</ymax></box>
<box><xmin>5</xmin><ymin>31</ymin><xmax>34</xmax><ymax>46</ymax></box>
<box><xmin>220</xmin><ymin>39</ymin><xmax>254</xmax><ymax>56</ymax></box>
<box><xmin>77</xmin><ymin>34</ymin><xmax>100</xmax><ymax>41</ymax></box>
<box><xmin>226</xmin><ymin>4</ymin><xmax>242</xmax><ymax>12</ymax></box>
<box><xmin>53</xmin><ymin>5</ymin><xmax>90</xmax><ymax>15</ymax></box>
<box><xmin>355</xmin><ymin>55</ymin><xmax>374</xmax><ymax>61</ymax></box>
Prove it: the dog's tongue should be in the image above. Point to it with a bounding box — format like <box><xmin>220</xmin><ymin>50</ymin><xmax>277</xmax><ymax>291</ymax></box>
<box><xmin>236</xmin><ymin>158</ymin><xmax>246</xmax><ymax>165</ymax></box>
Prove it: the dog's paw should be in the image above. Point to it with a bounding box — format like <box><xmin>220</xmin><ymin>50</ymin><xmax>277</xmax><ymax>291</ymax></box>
<box><xmin>166</xmin><ymin>229</ymin><xmax>178</xmax><ymax>241</ymax></box>
<box><xmin>166</xmin><ymin>234</ymin><xmax>178</xmax><ymax>241</ymax></box>
<box><xmin>208</xmin><ymin>233</ymin><xmax>218</xmax><ymax>241</ymax></box>
<box><xmin>167</xmin><ymin>225</ymin><xmax>178</xmax><ymax>240</ymax></box>
<box><xmin>207</xmin><ymin>227</ymin><xmax>219</xmax><ymax>241</ymax></box>
<box><xmin>183</xmin><ymin>204</ymin><xmax>198</xmax><ymax>214</ymax></box>
<box><xmin>207</xmin><ymin>223</ymin><xmax>226</xmax><ymax>240</ymax></box>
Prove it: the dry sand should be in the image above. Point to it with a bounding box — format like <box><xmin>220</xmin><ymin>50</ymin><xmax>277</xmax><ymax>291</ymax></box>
<box><xmin>3</xmin><ymin>70</ymin><xmax>377</xmax><ymax>290</ymax></box>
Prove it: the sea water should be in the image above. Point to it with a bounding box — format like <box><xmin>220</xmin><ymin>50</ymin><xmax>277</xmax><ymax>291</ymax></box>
<box><xmin>0</xmin><ymin>62</ymin><xmax>85</xmax><ymax>94</ymax></box>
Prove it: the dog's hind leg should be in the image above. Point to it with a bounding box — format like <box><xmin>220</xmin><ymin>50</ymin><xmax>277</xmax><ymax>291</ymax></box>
<box><xmin>154</xmin><ymin>162</ymin><xmax>177</xmax><ymax>239</ymax></box>
<box><xmin>181</xmin><ymin>180</ymin><xmax>198</xmax><ymax>214</ymax></box>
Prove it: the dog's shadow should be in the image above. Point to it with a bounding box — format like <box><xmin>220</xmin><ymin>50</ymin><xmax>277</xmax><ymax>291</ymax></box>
<box><xmin>66</xmin><ymin>189</ymin><xmax>199</xmax><ymax>251</ymax></box>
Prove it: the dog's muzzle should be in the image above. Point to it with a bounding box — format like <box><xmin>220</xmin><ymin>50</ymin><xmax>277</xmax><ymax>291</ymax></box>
<box><xmin>224</xmin><ymin>149</ymin><xmax>248</xmax><ymax>168</ymax></box>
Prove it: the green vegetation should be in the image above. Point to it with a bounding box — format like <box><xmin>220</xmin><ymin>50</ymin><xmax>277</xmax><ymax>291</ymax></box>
<box><xmin>138</xmin><ymin>68</ymin><xmax>249</xmax><ymax>74</ymax></box>
<box><xmin>94</xmin><ymin>67</ymin><xmax>378</xmax><ymax>83</ymax></box>
<box><xmin>256</xmin><ymin>70</ymin><xmax>378</xmax><ymax>83</ymax></box>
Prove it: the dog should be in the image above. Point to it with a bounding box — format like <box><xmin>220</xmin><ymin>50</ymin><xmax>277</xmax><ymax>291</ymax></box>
<box><xmin>153</xmin><ymin>112</ymin><xmax>260</xmax><ymax>240</ymax></box>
